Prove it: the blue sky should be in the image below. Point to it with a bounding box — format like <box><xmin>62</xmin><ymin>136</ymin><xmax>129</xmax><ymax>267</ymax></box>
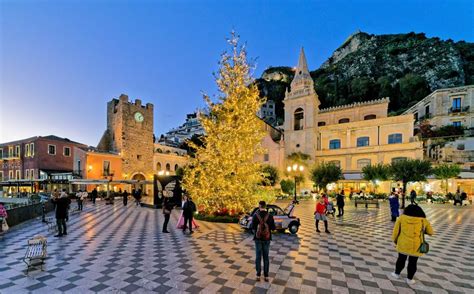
<box><xmin>1</xmin><ymin>0</ymin><xmax>473</xmax><ymax>145</ymax></box>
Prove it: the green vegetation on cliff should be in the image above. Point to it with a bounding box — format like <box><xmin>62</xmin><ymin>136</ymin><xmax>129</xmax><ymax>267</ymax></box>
<box><xmin>257</xmin><ymin>32</ymin><xmax>474</xmax><ymax>122</ymax></box>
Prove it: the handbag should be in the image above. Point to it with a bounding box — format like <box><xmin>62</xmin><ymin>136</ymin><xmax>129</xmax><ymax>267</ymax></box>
<box><xmin>1</xmin><ymin>219</ymin><xmax>9</xmax><ymax>232</ymax></box>
<box><xmin>418</xmin><ymin>220</ymin><xmax>429</xmax><ymax>253</ymax></box>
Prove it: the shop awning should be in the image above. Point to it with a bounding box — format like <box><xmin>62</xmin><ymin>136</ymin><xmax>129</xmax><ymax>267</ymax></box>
<box><xmin>342</xmin><ymin>173</ymin><xmax>363</xmax><ymax>180</ymax></box>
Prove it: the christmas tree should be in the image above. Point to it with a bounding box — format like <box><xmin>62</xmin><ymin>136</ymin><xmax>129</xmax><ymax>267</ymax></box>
<box><xmin>182</xmin><ymin>32</ymin><xmax>265</xmax><ymax>216</ymax></box>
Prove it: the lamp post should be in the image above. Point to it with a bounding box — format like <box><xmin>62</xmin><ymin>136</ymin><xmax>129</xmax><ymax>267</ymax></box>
<box><xmin>287</xmin><ymin>164</ymin><xmax>304</xmax><ymax>202</ymax></box>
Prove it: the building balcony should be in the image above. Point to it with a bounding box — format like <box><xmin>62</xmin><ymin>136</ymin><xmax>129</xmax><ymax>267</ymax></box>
<box><xmin>315</xmin><ymin>140</ymin><xmax>422</xmax><ymax>157</ymax></box>
<box><xmin>102</xmin><ymin>170</ymin><xmax>115</xmax><ymax>177</ymax></box>
<box><xmin>449</xmin><ymin>106</ymin><xmax>470</xmax><ymax>114</ymax></box>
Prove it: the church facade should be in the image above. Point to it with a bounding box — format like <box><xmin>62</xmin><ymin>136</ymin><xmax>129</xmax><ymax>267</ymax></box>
<box><xmin>266</xmin><ymin>49</ymin><xmax>424</xmax><ymax>192</ymax></box>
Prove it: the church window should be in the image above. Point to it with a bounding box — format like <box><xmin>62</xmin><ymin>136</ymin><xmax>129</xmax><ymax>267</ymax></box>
<box><xmin>264</xmin><ymin>154</ymin><xmax>269</xmax><ymax>161</ymax></box>
<box><xmin>357</xmin><ymin>159</ymin><xmax>371</xmax><ymax>169</ymax></box>
<box><xmin>294</xmin><ymin>108</ymin><xmax>304</xmax><ymax>131</ymax></box>
<box><xmin>329</xmin><ymin>160</ymin><xmax>341</xmax><ymax>168</ymax></box>
<box><xmin>318</xmin><ymin>121</ymin><xmax>326</xmax><ymax>126</ymax></box>
<box><xmin>338</xmin><ymin>118</ymin><xmax>350</xmax><ymax>124</ymax></box>
<box><xmin>388</xmin><ymin>133</ymin><xmax>403</xmax><ymax>144</ymax></box>
<box><xmin>174</xmin><ymin>164</ymin><xmax>179</xmax><ymax>171</ymax></box>
<box><xmin>329</xmin><ymin>139</ymin><xmax>341</xmax><ymax>150</ymax></box>
<box><xmin>166</xmin><ymin>163</ymin><xmax>171</xmax><ymax>171</ymax></box>
<box><xmin>364</xmin><ymin>114</ymin><xmax>376</xmax><ymax>120</ymax></box>
<box><xmin>357</xmin><ymin>137</ymin><xmax>370</xmax><ymax>147</ymax></box>
<box><xmin>391</xmin><ymin>157</ymin><xmax>407</xmax><ymax>164</ymax></box>
<box><xmin>157</xmin><ymin>162</ymin><xmax>162</xmax><ymax>170</ymax></box>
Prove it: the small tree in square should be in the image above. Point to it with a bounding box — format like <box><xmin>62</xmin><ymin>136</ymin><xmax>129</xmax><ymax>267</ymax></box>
<box><xmin>182</xmin><ymin>32</ymin><xmax>265</xmax><ymax>216</ymax></box>
<box><xmin>432</xmin><ymin>163</ymin><xmax>461</xmax><ymax>195</ymax></box>
<box><xmin>390</xmin><ymin>159</ymin><xmax>432</xmax><ymax>208</ymax></box>
<box><xmin>362</xmin><ymin>163</ymin><xmax>391</xmax><ymax>193</ymax></box>
<box><xmin>311</xmin><ymin>162</ymin><xmax>343</xmax><ymax>192</ymax></box>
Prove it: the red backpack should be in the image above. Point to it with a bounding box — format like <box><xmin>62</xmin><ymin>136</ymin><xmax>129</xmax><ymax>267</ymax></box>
<box><xmin>256</xmin><ymin>213</ymin><xmax>271</xmax><ymax>240</ymax></box>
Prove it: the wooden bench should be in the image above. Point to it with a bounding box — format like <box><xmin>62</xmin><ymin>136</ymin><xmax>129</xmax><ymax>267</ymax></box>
<box><xmin>355</xmin><ymin>199</ymin><xmax>380</xmax><ymax>208</ymax></box>
<box><xmin>23</xmin><ymin>236</ymin><xmax>47</xmax><ymax>273</ymax></box>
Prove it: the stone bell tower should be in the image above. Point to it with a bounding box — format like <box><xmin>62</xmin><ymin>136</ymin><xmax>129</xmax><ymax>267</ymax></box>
<box><xmin>97</xmin><ymin>94</ymin><xmax>154</xmax><ymax>181</ymax></box>
<box><xmin>283</xmin><ymin>48</ymin><xmax>320</xmax><ymax>157</ymax></box>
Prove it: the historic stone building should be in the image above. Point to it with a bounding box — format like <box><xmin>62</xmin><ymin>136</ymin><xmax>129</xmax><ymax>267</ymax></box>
<box><xmin>282</xmin><ymin>49</ymin><xmax>424</xmax><ymax>192</ymax></box>
<box><xmin>97</xmin><ymin>94</ymin><xmax>155</xmax><ymax>184</ymax></box>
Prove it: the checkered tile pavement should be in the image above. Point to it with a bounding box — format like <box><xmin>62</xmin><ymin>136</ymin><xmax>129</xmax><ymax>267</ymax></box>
<box><xmin>0</xmin><ymin>198</ymin><xmax>472</xmax><ymax>293</ymax></box>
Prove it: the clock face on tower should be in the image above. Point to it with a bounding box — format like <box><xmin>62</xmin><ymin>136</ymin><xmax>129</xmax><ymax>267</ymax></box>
<box><xmin>134</xmin><ymin>112</ymin><xmax>144</xmax><ymax>122</ymax></box>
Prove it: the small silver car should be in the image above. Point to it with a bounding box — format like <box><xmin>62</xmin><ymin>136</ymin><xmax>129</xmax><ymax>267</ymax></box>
<box><xmin>239</xmin><ymin>202</ymin><xmax>300</xmax><ymax>234</ymax></box>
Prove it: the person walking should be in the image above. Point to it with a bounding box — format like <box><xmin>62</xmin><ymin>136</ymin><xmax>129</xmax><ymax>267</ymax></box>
<box><xmin>0</xmin><ymin>202</ymin><xmax>8</xmax><ymax>233</ymax></box>
<box><xmin>162</xmin><ymin>197</ymin><xmax>173</xmax><ymax>233</ymax></box>
<box><xmin>252</xmin><ymin>201</ymin><xmax>275</xmax><ymax>282</ymax></box>
<box><xmin>76</xmin><ymin>190</ymin><xmax>84</xmax><ymax>211</ymax></box>
<box><xmin>410</xmin><ymin>189</ymin><xmax>417</xmax><ymax>205</ymax></box>
<box><xmin>314</xmin><ymin>197</ymin><xmax>330</xmax><ymax>233</ymax></box>
<box><xmin>81</xmin><ymin>190</ymin><xmax>88</xmax><ymax>209</ymax></box>
<box><xmin>52</xmin><ymin>190</ymin><xmax>71</xmax><ymax>237</ymax></box>
<box><xmin>389</xmin><ymin>190</ymin><xmax>400</xmax><ymax>222</ymax></box>
<box><xmin>91</xmin><ymin>188</ymin><xmax>98</xmax><ymax>205</ymax></box>
<box><xmin>454</xmin><ymin>190</ymin><xmax>462</xmax><ymax>206</ymax></box>
<box><xmin>122</xmin><ymin>190</ymin><xmax>129</xmax><ymax>206</ymax></box>
<box><xmin>336</xmin><ymin>190</ymin><xmax>345</xmax><ymax>217</ymax></box>
<box><xmin>391</xmin><ymin>204</ymin><xmax>434</xmax><ymax>284</ymax></box>
<box><xmin>182</xmin><ymin>196</ymin><xmax>197</xmax><ymax>234</ymax></box>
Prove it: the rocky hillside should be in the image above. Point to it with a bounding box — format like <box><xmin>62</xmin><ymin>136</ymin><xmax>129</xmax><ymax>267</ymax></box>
<box><xmin>257</xmin><ymin>31</ymin><xmax>474</xmax><ymax>123</ymax></box>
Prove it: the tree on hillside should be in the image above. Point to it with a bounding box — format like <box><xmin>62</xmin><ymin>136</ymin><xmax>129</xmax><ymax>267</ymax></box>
<box><xmin>433</xmin><ymin>163</ymin><xmax>461</xmax><ymax>195</ymax></box>
<box><xmin>399</xmin><ymin>74</ymin><xmax>431</xmax><ymax>107</ymax></box>
<box><xmin>182</xmin><ymin>32</ymin><xmax>265</xmax><ymax>216</ymax></box>
<box><xmin>310</xmin><ymin>162</ymin><xmax>343</xmax><ymax>192</ymax></box>
<box><xmin>390</xmin><ymin>159</ymin><xmax>432</xmax><ymax>208</ymax></box>
<box><xmin>362</xmin><ymin>163</ymin><xmax>391</xmax><ymax>193</ymax></box>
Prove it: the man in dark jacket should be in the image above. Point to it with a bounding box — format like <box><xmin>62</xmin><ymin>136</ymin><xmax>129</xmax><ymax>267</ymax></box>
<box><xmin>182</xmin><ymin>197</ymin><xmax>196</xmax><ymax>234</ymax></box>
<box><xmin>91</xmin><ymin>188</ymin><xmax>98</xmax><ymax>204</ymax></box>
<box><xmin>162</xmin><ymin>197</ymin><xmax>174</xmax><ymax>233</ymax></box>
<box><xmin>52</xmin><ymin>191</ymin><xmax>71</xmax><ymax>237</ymax></box>
<box><xmin>251</xmin><ymin>201</ymin><xmax>276</xmax><ymax>282</ymax></box>
<box><xmin>336</xmin><ymin>190</ymin><xmax>345</xmax><ymax>217</ymax></box>
<box><xmin>410</xmin><ymin>189</ymin><xmax>417</xmax><ymax>204</ymax></box>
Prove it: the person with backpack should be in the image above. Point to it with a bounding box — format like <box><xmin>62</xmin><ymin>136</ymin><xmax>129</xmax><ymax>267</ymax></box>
<box><xmin>252</xmin><ymin>201</ymin><xmax>276</xmax><ymax>282</ymax></box>
<box><xmin>391</xmin><ymin>204</ymin><xmax>434</xmax><ymax>284</ymax></box>
<box><xmin>182</xmin><ymin>196</ymin><xmax>197</xmax><ymax>234</ymax></box>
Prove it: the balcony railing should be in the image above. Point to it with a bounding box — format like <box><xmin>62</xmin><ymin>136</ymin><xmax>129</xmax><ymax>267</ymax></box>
<box><xmin>102</xmin><ymin>170</ymin><xmax>115</xmax><ymax>177</ymax></box>
<box><xmin>449</xmin><ymin>106</ymin><xmax>470</xmax><ymax>114</ymax></box>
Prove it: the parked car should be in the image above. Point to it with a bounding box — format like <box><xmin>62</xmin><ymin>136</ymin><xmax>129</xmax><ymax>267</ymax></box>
<box><xmin>239</xmin><ymin>201</ymin><xmax>300</xmax><ymax>234</ymax></box>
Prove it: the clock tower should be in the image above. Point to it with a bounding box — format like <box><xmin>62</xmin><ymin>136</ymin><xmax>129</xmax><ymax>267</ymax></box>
<box><xmin>97</xmin><ymin>94</ymin><xmax>154</xmax><ymax>182</ymax></box>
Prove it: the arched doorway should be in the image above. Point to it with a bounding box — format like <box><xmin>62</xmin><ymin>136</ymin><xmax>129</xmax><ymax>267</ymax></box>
<box><xmin>132</xmin><ymin>173</ymin><xmax>146</xmax><ymax>193</ymax></box>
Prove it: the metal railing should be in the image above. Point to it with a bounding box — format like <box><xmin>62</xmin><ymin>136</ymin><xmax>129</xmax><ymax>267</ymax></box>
<box><xmin>449</xmin><ymin>106</ymin><xmax>470</xmax><ymax>114</ymax></box>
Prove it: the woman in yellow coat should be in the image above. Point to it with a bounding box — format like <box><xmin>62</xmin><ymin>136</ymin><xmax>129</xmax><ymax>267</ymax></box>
<box><xmin>391</xmin><ymin>204</ymin><xmax>434</xmax><ymax>284</ymax></box>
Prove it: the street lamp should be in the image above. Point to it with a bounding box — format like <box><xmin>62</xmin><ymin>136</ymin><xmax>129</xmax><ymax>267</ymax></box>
<box><xmin>287</xmin><ymin>164</ymin><xmax>304</xmax><ymax>202</ymax></box>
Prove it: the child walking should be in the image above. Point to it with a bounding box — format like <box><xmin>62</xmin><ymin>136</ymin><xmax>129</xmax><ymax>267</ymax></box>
<box><xmin>314</xmin><ymin>197</ymin><xmax>330</xmax><ymax>234</ymax></box>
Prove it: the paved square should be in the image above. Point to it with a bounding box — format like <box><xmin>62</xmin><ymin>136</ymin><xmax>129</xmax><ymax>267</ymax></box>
<box><xmin>0</xmin><ymin>199</ymin><xmax>472</xmax><ymax>293</ymax></box>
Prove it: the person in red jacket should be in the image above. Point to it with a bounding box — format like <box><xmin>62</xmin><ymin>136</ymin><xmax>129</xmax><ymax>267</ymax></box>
<box><xmin>314</xmin><ymin>197</ymin><xmax>330</xmax><ymax>233</ymax></box>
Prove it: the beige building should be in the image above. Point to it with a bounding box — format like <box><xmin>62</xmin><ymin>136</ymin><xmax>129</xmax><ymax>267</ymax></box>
<box><xmin>281</xmin><ymin>48</ymin><xmax>423</xmax><ymax>192</ymax></box>
<box><xmin>403</xmin><ymin>85</ymin><xmax>474</xmax><ymax>130</ymax></box>
<box><xmin>154</xmin><ymin>143</ymin><xmax>187</xmax><ymax>175</ymax></box>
